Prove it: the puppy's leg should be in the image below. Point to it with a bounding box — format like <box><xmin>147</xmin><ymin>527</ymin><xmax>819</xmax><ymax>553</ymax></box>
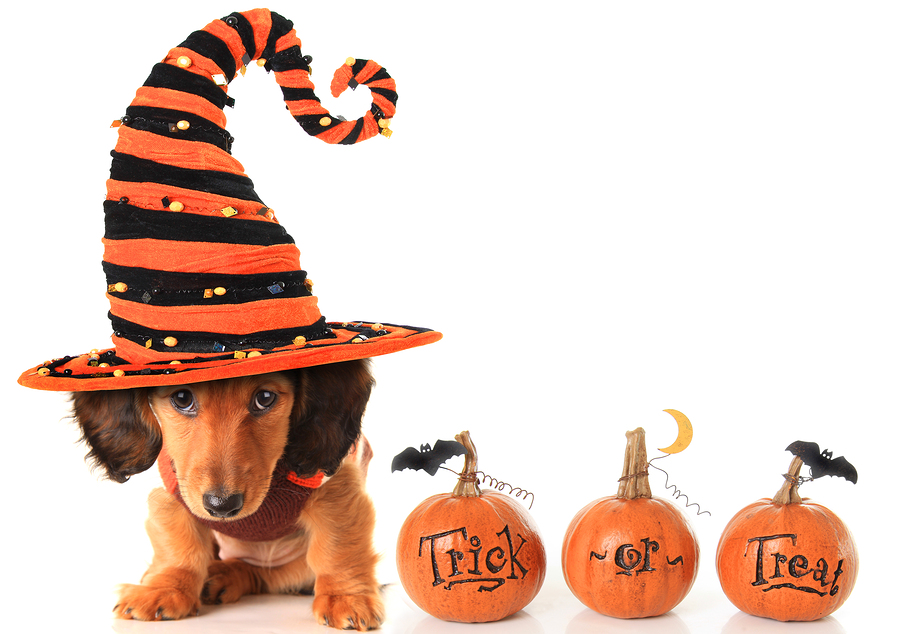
<box><xmin>203</xmin><ymin>559</ymin><xmax>264</xmax><ymax>605</ymax></box>
<box><xmin>304</xmin><ymin>465</ymin><xmax>384</xmax><ymax>631</ymax></box>
<box><xmin>115</xmin><ymin>488</ymin><xmax>213</xmax><ymax>621</ymax></box>
<box><xmin>203</xmin><ymin>553</ymin><xmax>315</xmax><ymax>605</ymax></box>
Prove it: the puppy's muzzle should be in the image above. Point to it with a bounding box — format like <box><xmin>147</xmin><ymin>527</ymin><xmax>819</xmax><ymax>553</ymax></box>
<box><xmin>202</xmin><ymin>489</ymin><xmax>244</xmax><ymax>518</ymax></box>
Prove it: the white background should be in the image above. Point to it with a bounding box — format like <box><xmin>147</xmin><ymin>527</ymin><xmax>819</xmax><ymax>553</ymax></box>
<box><xmin>4</xmin><ymin>1</ymin><xmax>896</xmax><ymax>632</ymax></box>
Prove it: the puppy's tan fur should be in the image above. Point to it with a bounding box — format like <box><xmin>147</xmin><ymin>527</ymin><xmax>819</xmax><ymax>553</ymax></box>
<box><xmin>72</xmin><ymin>360</ymin><xmax>382</xmax><ymax>630</ymax></box>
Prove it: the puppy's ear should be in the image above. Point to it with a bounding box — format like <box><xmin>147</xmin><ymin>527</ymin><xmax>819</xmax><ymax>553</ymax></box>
<box><xmin>70</xmin><ymin>389</ymin><xmax>161</xmax><ymax>483</ymax></box>
<box><xmin>286</xmin><ymin>359</ymin><xmax>375</xmax><ymax>477</ymax></box>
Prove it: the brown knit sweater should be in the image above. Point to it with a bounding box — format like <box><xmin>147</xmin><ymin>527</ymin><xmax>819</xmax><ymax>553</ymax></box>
<box><xmin>157</xmin><ymin>445</ymin><xmax>324</xmax><ymax>542</ymax></box>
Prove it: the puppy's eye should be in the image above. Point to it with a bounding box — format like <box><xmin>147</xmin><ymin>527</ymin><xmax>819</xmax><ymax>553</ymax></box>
<box><xmin>252</xmin><ymin>390</ymin><xmax>277</xmax><ymax>411</ymax></box>
<box><xmin>171</xmin><ymin>390</ymin><xmax>195</xmax><ymax>412</ymax></box>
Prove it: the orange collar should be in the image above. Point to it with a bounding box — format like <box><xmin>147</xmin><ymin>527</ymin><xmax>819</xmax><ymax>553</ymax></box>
<box><xmin>286</xmin><ymin>470</ymin><xmax>326</xmax><ymax>488</ymax></box>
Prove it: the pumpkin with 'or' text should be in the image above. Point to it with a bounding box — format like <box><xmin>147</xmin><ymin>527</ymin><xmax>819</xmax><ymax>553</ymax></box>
<box><xmin>716</xmin><ymin>453</ymin><xmax>858</xmax><ymax>621</ymax></box>
<box><xmin>561</xmin><ymin>428</ymin><xmax>699</xmax><ymax>618</ymax></box>
<box><xmin>396</xmin><ymin>431</ymin><xmax>546</xmax><ymax>623</ymax></box>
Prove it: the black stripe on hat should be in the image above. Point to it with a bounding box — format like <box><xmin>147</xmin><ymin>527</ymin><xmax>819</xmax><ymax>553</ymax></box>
<box><xmin>109</xmin><ymin>314</ymin><xmax>335</xmax><ymax>353</ymax></box>
<box><xmin>123</xmin><ymin>106</ymin><xmax>233</xmax><ymax>152</ymax></box>
<box><xmin>103</xmin><ymin>201</ymin><xmax>294</xmax><ymax>245</ymax></box>
<box><xmin>178</xmin><ymin>30</ymin><xmax>236</xmax><ymax>80</ymax></box>
<box><xmin>143</xmin><ymin>64</ymin><xmax>229</xmax><ymax>110</ymax></box>
<box><xmin>268</xmin><ymin>46</ymin><xmax>311</xmax><ymax>73</ymax></box>
<box><xmin>262</xmin><ymin>12</ymin><xmax>295</xmax><ymax>61</ymax></box>
<box><xmin>293</xmin><ymin>115</ymin><xmax>333</xmax><ymax>137</ymax></box>
<box><xmin>363</xmin><ymin>67</ymin><xmax>393</xmax><ymax>85</ymax></box>
<box><xmin>370</xmin><ymin>86</ymin><xmax>398</xmax><ymax>107</ymax></box>
<box><xmin>346</xmin><ymin>62</ymin><xmax>395</xmax><ymax>97</ymax></box>
<box><xmin>338</xmin><ymin>119</ymin><xmax>365</xmax><ymax>146</ymax></box>
<box><xmin>109</xmin><ymin>152</ymin><xmax>263</xmax><ymax>203</ymax></box>
<box><xmin>291</xmin><ymin>115</ymin><xmax>363</xmax><ymax>143</ymax></box>
<box><xmin>280</xmin><ymin>87</ymin><xmax>319</xmax><ymax>103</ymax></box>
<box><xmin>103</xmin><ymin>262</ymin><xmax>312</xmax><ymax>307</ymax></box>
<box><xmin>221</xmin><ymin>12</ymin><xmax>256</xmax><ymax>61</ymax></box>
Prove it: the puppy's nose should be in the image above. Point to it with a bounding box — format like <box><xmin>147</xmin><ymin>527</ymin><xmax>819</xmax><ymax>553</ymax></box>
<box><xmin>202</xmin><ymin>490</ymin><xmax>244</xmax><ymax>518</ymax></box>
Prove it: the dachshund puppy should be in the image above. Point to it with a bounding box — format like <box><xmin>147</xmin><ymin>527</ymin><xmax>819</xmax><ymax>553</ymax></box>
<box><xmin>71</xmin><ymin>359</ymin><xmax>383</xmax><ymax>630</ymax></box>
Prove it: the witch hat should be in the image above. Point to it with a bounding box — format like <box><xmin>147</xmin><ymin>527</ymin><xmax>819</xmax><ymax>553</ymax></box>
<box><xmin>18</xmin><ymin>8</ymin><xmax>440</xmax><ymax>391</ymax></box>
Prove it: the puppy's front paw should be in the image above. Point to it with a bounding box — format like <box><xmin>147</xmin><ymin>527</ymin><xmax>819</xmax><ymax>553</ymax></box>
<box><xmin>202</xmin><ymin>560</ymin><xmax>259</xmax><ymax>605</ymax></box>
<box><xmin>114</xmin><ymin>583</ymin><xmax>200</xmax><ymax>621</ymax></box>
<box><xmin>313</xmin><ymin>592</ymin><xmax>384</xmax><ymax>631</ymax></box>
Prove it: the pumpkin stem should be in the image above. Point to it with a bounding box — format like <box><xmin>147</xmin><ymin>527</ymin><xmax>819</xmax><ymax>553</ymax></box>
<box><xmin>773</xmin><ymin>455</ymin><xmax>804</xmax><ymax>505</ymax></box>
<box><xmin>616</xmin><ymin>427</ymin><xmax>652</xmax><ymax>499</ymax></box>
<box><xmin>452</xmin><ymin>430</ymin><xmax>482</xmax><ymax>498</ymax></box>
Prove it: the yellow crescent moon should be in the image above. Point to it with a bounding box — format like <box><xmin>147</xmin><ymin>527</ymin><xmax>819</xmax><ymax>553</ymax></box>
<box><xmin>658</xmin><ymin>409</ymin><xmax>693</xmax><ymax>454</ymax></box>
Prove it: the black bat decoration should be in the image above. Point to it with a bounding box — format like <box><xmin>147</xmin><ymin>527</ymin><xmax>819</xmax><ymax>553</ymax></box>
<box><xmin>391</xmin><ymin>439</ymin><xmax>467</xmax><ymax>476</ymax></box>
<box><xmin>786</xmin><ymin>441</ymin><xmax>858</xmax><ymax>484</ymax></box>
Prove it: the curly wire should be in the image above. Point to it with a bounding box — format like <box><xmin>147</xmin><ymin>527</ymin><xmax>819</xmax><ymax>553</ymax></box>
<box><xmin>476</xmin><ymin>472</ymin><xmax>535</xmax><ymax>510</ymax></box>
<box><xmin>648</xmin><ymin>455</ymin><xmax>711</xmax><ymax>516</ymax></box>
<box><xmin>436</xmin><ymin>467</ymin><xmax>535</xmax><ymax>509</ymax></box>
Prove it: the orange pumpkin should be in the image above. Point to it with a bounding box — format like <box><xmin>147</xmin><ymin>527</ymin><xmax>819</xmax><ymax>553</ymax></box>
<box><xmin>396</xmin><ymin>431</ymin><xmax>546</xmax><ymax>623</ymax></box>
<box><xmin>716</xmin><ymin>454</ymin><xmax>858</xmax><ymax>621</ymax></box>
<box><xmin>561</xmin><ymin>428</ymin><xmax>699</xmax><ymax>618</ymax></box>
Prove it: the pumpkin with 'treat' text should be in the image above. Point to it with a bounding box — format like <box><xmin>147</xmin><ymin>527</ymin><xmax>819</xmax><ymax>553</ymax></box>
<box><xmin>716</xmin><ymin>451</ymin><xmax>858</xmax><ymax>621</ymax></box>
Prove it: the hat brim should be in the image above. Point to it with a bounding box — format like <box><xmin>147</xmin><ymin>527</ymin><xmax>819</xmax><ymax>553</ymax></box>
<box><xmin>18</xmin><ymin>322</ymin><xmax>441</xmax><ymax>392</ymax></box>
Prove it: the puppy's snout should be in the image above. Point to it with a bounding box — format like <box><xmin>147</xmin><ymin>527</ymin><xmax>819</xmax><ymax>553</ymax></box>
<box><xmin>202</xmin><ymin>490</ymin><xmax>244</xmax><ymax>518</ymax></box>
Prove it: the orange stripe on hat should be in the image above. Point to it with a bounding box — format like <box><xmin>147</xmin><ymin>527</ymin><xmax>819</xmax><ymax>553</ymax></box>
<box><xmin>103</xmin><ymin>239</ymin><xmax>301</xmax><ymax>274</ymax></box>
<box><xmin>105</xmin><ymin>182</ymin><xmax>273</xmax><ymax>218</ymax></box>
<box><xmin>131</xmin><ymin>86</ymin><xmax>227</xmax><ymax>128</ymax></box>
<box><xmin>108</xmin><ymin>295</ymin><xmax>322</xmax><ymax>335</ymax></box>
<box><xmin>244</xmin><ymin>9</ymin><xmax>273</xmax><ymax>61</ymax></box>
<box><xmin>113</xmin><ymin>127</ymin><xmax>247</xmax><ymax>175</ymax></box>
<box><xmin>275</xmin><ymin>29</ymin><xmax>300</xmax><ymax>53</ymax></box>
<box><xmin>357</xmin><ymin>113</ymin><xmax>382</xmax><ymax>142</ymax></box>
<box><xmin>275</xmin><ymin>68</ymin><xmax>316</xmax><ymax>89</ymax></box>
<box><xmin>287</xmin><ymin>100</ymin><xmax>330</xmax><ymax>117</ymax></box>
<box><xmin>354</xmin><ymin>60</ymin><xmax>382</xmax><ymax>84</ymax></box>
<box><xmin>330</xmin><ymin>64</ymin><xmax>354</xmax><ymax>96</ymax></box>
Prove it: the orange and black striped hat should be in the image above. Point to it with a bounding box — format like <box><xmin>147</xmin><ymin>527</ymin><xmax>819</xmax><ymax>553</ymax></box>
<box><xmin>18</xmin><ymin>8</ymin><xmax>440</xmax><ymax>392</ymax></box>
